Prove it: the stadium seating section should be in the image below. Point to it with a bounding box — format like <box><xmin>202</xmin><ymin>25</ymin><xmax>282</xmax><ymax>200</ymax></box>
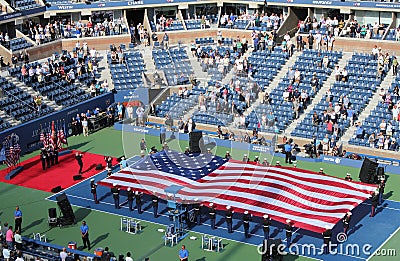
<box><xmin>2</xmin><ymin>38</ymin><xmax>33</xmax><ymax>52</ymax></box>
<box><xmin>108</xmin><ymin>45</ymin><xmax>146</xmax><ymax>90</ymax></box>
<box><xmin>15</xmin><ymin>0</ymin><xmax>41</xmax><ymax>10</ymax></box>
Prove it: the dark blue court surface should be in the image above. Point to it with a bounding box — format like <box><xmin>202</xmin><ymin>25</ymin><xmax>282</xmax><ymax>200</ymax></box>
<box><xmin>47</xmin><ymin>165</ymin><xmax>400</xmax><ymax>261</ymax></box>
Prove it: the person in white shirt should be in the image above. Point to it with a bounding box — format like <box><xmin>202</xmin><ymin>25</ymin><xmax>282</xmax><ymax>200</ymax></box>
<box><xmin>2</xmin><ymin>247</ymin><xmax>10</xmax><ymax>261</ymax></box>
<box><xmin>136</xmin><ymin>106</ymin><xmax>145</xmax><ymax>126</ymax></box>
<box><xmin>126</xmin><ymin>105</ymin><xmax>134</xmax><ymax>120</ymax></box>
<box><xmin>60</xmin><ymin>248</ymin><xmax>68</xmax><ymax>261</ymax></box>
<box><xmin>125</xmin><ymin>252</ymin><xmax>133</xmax><ymax>261</ymax></box>
<box><xmin>14</xmin><ymin>230</ymin><xmax>22</xmax><ymax>250</ymax></box>
<box><xmin>392</xmin><ymin>105</ymin><xmax>399</xmax><ymax>121</ymax></box>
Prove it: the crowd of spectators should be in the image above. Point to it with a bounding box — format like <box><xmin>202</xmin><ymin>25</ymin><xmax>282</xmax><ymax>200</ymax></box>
<box><xmin>19</xmin><ymin>41</ymin><xmax>99</xmax><ymax>85</ymax></box>
<box><xmin>220</xmin><ymin>11</ymin><xmax>285</xmax><ymax>30</ymax></box>
<box><xmin>23</xmin><ymin>20</ymin><xmax>61</xmax><ymax>45</ymax></box>
<box><xmin>153</xmin><ymin>15</ymin><xmax>182</xmax><ymax>32</ymax></box>
<box><xmin>298</xmin><ymin>16</ymin><xmax>344</xmax><ymax>36</ymax></box>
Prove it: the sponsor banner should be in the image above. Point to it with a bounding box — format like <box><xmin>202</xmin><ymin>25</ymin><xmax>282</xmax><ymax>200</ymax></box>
<box><xmin>113</xmin><ymin>88</ymin><xmax>149</xmax><ymax>104</ymax></box>
<box><xmin>0</xmin><ymin>6</ymin><xmax>45</xmax><ymax>22</ymax></box>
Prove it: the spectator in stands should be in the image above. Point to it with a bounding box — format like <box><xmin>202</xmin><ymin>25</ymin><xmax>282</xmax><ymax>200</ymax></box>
<box><xmin>296</xmin><ymin>33</ymin><xmax>303</xmax><ymax>51</ymax></box>
<box><xmin>2</xmin><ymin>246</ymin><xmax>10</xmax><ymax>261</ymax></box>
<box><xmin>392</xmin><ymin>105</ymin><xmax>399</xmax><ymax>121</ymax></box>
<box><xmin>368</xmin><ymin>133</ymin><xmax>376</xmax><ymax>148</ymax></box>
<box><xmin>392</xmin><ymin>56</ymin><xmax>398</xmax><ymax>76</ymax></box>
<box><xmin>377</xmin><ymin>132</ymin><xmax>384</xmax><ymax>149</ymax></box>
<box><xmin>356</xmin><ymin>122</ymin><xmax>364</xmax><ymax>139</ymax></box>
<box><xmin>5</xmin><ymin>225</ymin><xmax>13</xmax><ymax>249</ymax></box>
<box><xmin>60</xmin><ymin>248</ymin><xmax>68</xmax><ymax>261</ymax></box>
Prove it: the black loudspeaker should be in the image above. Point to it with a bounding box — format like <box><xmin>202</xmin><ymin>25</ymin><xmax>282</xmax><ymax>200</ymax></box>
<box><xmin>56</xmin><ymin>193</ymin><xmax>76</xmax><ymax>225</ymax></box>
<box><xmin>189</xmin><ymin>131</ymin><xmax>203</xmax><ymax>153</ymax></box>
<box><xmin>73</xmin><ymin>175</ymin><xmax>82</xmax><ymax>181</ymax></box>
<box><xmin>51</xmin><ymin>186</ymin><xmax>62</xmax><ymax>193</ymax></box>
<box><xmin>95</xmin><ymin>164</ymin><xmax>103</xmax><ymax>170</ymax></box>
<box><xmin>48</xmin><ymin>208</ymin><xmax>57</xmax><ymax>219</ymax></box>
<box><xmin>261</xmin><ymin>239</ymin><xmax>283</xmax><ymax>261</ymax></box>
<box><xmin>359</xmin><ymin>157</ymin><xmax>379</xmax><ymax>184</ymax></box>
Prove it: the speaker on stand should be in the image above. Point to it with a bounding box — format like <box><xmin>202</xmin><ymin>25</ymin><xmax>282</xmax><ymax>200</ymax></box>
<box><xmin>359</xmin><ymin>157</ymin><xmax>379</xmax><ymax>184</ymax></box>
<box><xmin>189</xmin><ymin>131</ymin><xmax>203</xmax><ymax>153</ymax></box>
<box><xmin>56</xmin><ymin>193</ymin><xmax>76</xmax><ymax>226</ymax></box>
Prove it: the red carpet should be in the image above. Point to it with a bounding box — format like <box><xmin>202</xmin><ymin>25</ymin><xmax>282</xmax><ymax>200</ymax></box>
<box><xmin>0</xmin><ymin>151</ymin><xmax>113</xmax><ymax>193</ymax></box>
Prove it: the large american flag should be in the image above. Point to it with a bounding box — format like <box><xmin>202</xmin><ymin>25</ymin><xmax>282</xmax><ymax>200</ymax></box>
<box><xmin>97</xmin><ymin>150</ymin><xmax>377</xmax><ymax>233</ymax></box>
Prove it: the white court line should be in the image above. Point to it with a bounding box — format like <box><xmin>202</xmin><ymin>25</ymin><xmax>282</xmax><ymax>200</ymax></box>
<box><xmin>361</xmin><ymin>202</ymin><xmax>400</xmax><ymax>211</ymax></box>
<box><xmin>366</xmin><ymin>225</ymin><xmax>400</xmax><ymax>261</ymax></box>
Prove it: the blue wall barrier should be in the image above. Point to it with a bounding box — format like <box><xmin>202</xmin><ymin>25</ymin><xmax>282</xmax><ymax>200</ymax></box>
<box><xmin>0</xmin><ymin>93</ymin><xmax>114</xmax><ymax>155</ymax></box>
<box><xmin>116</xmin><ymin>123</ymin><xmax>400</xmax><ymax>174</ymax></box>
<box><xmin>114</xmin><ymin>88</ymin><xmax>149</xmax><ymax>104</ymax></box>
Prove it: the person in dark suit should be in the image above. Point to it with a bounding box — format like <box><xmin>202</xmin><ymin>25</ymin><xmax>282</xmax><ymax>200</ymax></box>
<box><xmin>54</xmin><ymin>147</ymin><xmax>59</xmax><ymax>164</ymax></box>
<box><xmin>322</xmin><ymin>225</ymin><xmax>332</xmax><ymax>254</ymax></box>
<box><xmin>378</xmin><ymin>177</ymin><xmax>386</xmax><ymax>205</ymax></box>
<box><xmin>225</xmin><ymin>206</ymin><xmax>234</xmax><ymax>233</ymax></box>
<box><xmin>193</xmin><ymin>198</ymin><xmax>201</xmax><ymax>225</ymax></box>
<box><xmin>46</xmin><ymin>146</ymin><xmax>52</xmax><ymax>168</ymax></box>
<box><xmin>370</xmin><ymin>190</ymin><xmax>379</xmax><ymax>217</ymax></box>
<box><xmin>262</xmin><ymin>214</ymin><xmax>271</xmax><ymax>240</ymax></box>
<box><xmin>75</xmin><ymin>152</ymin><xmax>83</xmax><ymax>174</ymax></box>
<box><xmin>40</xmin><ymin>148</ymin><xmax>47</xmax><ymax>170</ymax></box>
<box><xmin>111</xmin><ymin>183</ymin><xmax>120</xmax><ymax>209</ymax></box>
<box><xmin>127</xmin><ymin>188</ymin><xmax>134</xmax><ymax>211</ymax></box>
<box><xmin>343</xmin><ymin>212</ymin><xmax>352</xmax><ymax>234</ymax></box>
<box><xmin>90</xmin><ymin>179</ymin><xmax>99</xmax><ymax>204</ymax></box>
<box><xmin>285</xmin><ymin>219</ymin><xmax>293</xmax><ymax>248</ymax></box>
<box><xmin>135</xmin><ymin>191</ymin><xmax>143</xmax><ymax>214</ymax></box>
<box><xmin>208</xmin><ymin>203</ymin><xmax>216</xmax><ymax>229</ymax></box>
<box><xmin>243</xmin><ymin>211</ymin><xmax>252</xmax><ymax>238</ymax></box>
<box><xmin>345</xmin><ymin>173</ymin><xmax>352</xmax><ymax>181</ymax></box>
<box><xmin>152</xmin><ymin>193</ymin><xmax>159</xmax><ymax>218</ymax></box>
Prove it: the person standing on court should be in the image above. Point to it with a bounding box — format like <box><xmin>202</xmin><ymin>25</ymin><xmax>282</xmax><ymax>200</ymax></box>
<box><xmin>284</xmin><ymin>141</ymin><xmax>293</xmax><ymax>164</ymax></box>
<box><xmin>243</xmin><ymin>211</ymin><xmax>252</xmax><ymax>238</ymax></box>
<box><xmin>193</xmin><ymin>198</ymin><xmax>201</xmax><ymax>225</ymax></box>
<box><xmin>90</xmin><ymin>179</ymin><xmax>99</xmax><ymax>204</ymax></box>
<box><xmin>127</xmin><ymin>188</ymin><xmax>134</xmax><ymax>211</ymax></box>
<box><xmin>75</xmin><ymin>152</ymin><xmax>83</xmax><ymax>174</ymax></box>
<box><xmin>111</xmin><ymin>183</ymin><xmax>120</xmax><ymax>209</ymax></box>
<box><xmin>370</xmin><ymin>190</ymin><xmax>379</xmax><ymax>217</ymax></box>
<box><xmin>104</xmin><ymin>156</ymin><xmax>113</xmax><ymax>169</ymax></box>
<box><xmin>160</xmin><ymin>125</ymin><xmax>166</xmax><ymax>144</ymax></box>
<box><xmin>46</xmin><ymin>146</ymin><xmax>52</xmax><ymax>169</ymax></box>
<box><xmin>285</xmin><ymin>219</ymin><xmax>293</xmax><ymax>249</ymax></box>
<box><xmin>378</xmin><ymin>176</ymin><xmax>386</xmax><ymax>205</ymax></box>
<box><xmin>14</xmin><ymin>206</ymin><xmax>22</xmax><ymax>232</ymax></box>
<box><xmin>80</xmin><ymin>221</ymin><xmax>90</xmax><ymax>250</ymax></box>
<box><xmin>152</xmin><ymin>192</ymin><xmax>159</xmax><ymax>218</ymax></box>
<box><xmin>135</xmin><ymin>191</ymin><xmax>143</xmax><ymax>214</ymax></box>
<box><xmin>342</xmin><ymin>212</ymin><xmax>352</xmax><ymax>234</ymax></box>
<box><xmin>262</xmin><ymin>214</ymin><xmax>271</xmax><ymax>240</ymax></box>
<box><xmin>322</xmin><ymin>225</ymin><xmax>332</xmax><ymax>254</ymax></box>
<box><xmin>140</xmin><ymin>139</ymin><xmax>147</xmax><ymax>155</ymax></box>
<box><xmin>208</xmin><ymin>203</ymin><xmax>216</xmax><ymax>229</ymax></box>
<box><xmin>178</xmin><ymin>245</ymin><xmax>188</xmax><ymax>261</ymax></box>
<box><xmin>225</xmin><ymin>206</ymin><xmax>234</xmax><ymax>233</ymax></box>
<box><xmin>40</xmin><ymin>148</ymin><xmax>47</xmax><ymax>170</ymax></box>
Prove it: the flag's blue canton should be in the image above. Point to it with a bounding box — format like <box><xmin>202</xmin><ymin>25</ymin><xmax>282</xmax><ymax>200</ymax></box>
<box><xmin>132</xmin><ymin>150</ymin><xmax>228</xmax><ymax>180</ymax></box>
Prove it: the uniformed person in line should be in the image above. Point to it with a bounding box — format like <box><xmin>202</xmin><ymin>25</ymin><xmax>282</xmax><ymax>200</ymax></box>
<box><xmin>243</xmin><ymin>211</ymin><xmax>252</xmax><ymax>238</ymax></box>
<box><xmin>208</xmin><ymin>203</ymin><xmax>216</xmax><ymax>229</ymax></box>
<box><xmin>162</xmin><ymin>142</ymin><xmax>169</xmax><ymax>151</ymax></box>
<box><xmin>345</xmin><ymin>173</ymin><xmax>352</xmax><ymax>181</ymax></box>
<box><xmin>90</xmin><ymin>179</ymin><xmax>99</xmax><ymax>204</ymax></box>
<box><xmin>184</xmin><ymin>147</ymin><xmax>190</xmax><ymax>155</ymax></box>
<box><xmin>242</xmin><ymin>154</ymin><xmax>249</xmax><ymax>162</ymax></box>
<box><xmin>378</xmin><ymin>176</ymin><xmax>386</xmax><ymax>205</ymax></box>
<box><xmin>54</xmin><ymin>147</ymin><xmax>59</xmax><ymax>164</ymax></box>
<box><xmin>49</xmin><ymin>146</ymin><xmax>55</xmax><ymax>166</ymax></box>
<box><xmin>46</xmin><ymin>146</ymin><xmax>52</xmax><ymax>168</ymax></box>
<box><xmin>135</xmin><ymin>191</ymin><xmax>143</xmax><ymax>214</ymax></box>
<box><xmin>262</xmin><ymin>214</ymin><xmax>271</xmax><ymax>240</ymax></box>
<box><xmin>322</xmin><ymin>225</ymin><xmax>332</xmax><ymax>254</ymax></box>
<box><xmin>370</xmin><ymin>190</ymin><xmax>379</xmax><ymax>217</ymax></box>
<box><xmin>206</xmin><ymin>148</ymin><xmax>212</xmax><ymax>155</ymax></box>
<box><xmin>262</xmin><ymin>158</ymin><xmax>269</xmax><ymax>166</ymax></box>
<box><xmin>254</xmin><ymin>156</ymin><xmax>260</xmax><ymax>163</ymax></box>
<box><xmin>106</xmin><ymin>167</ymin><xmax>112</xmax><ymax>177</ymax></box>
<box><xmin>275</xmin><ymin>161</ymin><xmax>281</xmax><ymax>166</ymax></box>
<box><xmin>193</xmin><ymin>198</ymin><xmax>201</xmax><ymax>225</ymax></box>
<box><xmin>127</xmin><ymin>187</ymin><xmax>134</xmax><ymax>211</ymax></box>
<box><xmin>152</xmin><ymin>192</ymin><xmax>159</xmax><ymax>218</ymax></box>
<box><xmin>225</xmin><ymin>206</ymin><xmax>234</xmax><ymax>233</ymax></box>
<box><xmin>40</xmin><ymin>148</ymin><xmax>47</xmax><ymax>170</ymax></box>
<box><xmin>342</xmin><ymin>212</ymin><xmax>352</xmax><ymax>234</ymax></box>
<box><xmin>225</xmin><ymin>151</ymin><xmax>231</xmax><ymax>159</ymax></box>
<box><xmin>111</xmin><ymin>183</ymin><xmax>120</xmax><ymax>209</ymax></box>
<box><xmin>285</xmin><ymin>219</ymin><xmax>293</xmax><ymax>248</ymax></box>
<box><xmin>319</xmin><ymin>168</ymin><xmax>324</xmax><ymax>174</ymax></box>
